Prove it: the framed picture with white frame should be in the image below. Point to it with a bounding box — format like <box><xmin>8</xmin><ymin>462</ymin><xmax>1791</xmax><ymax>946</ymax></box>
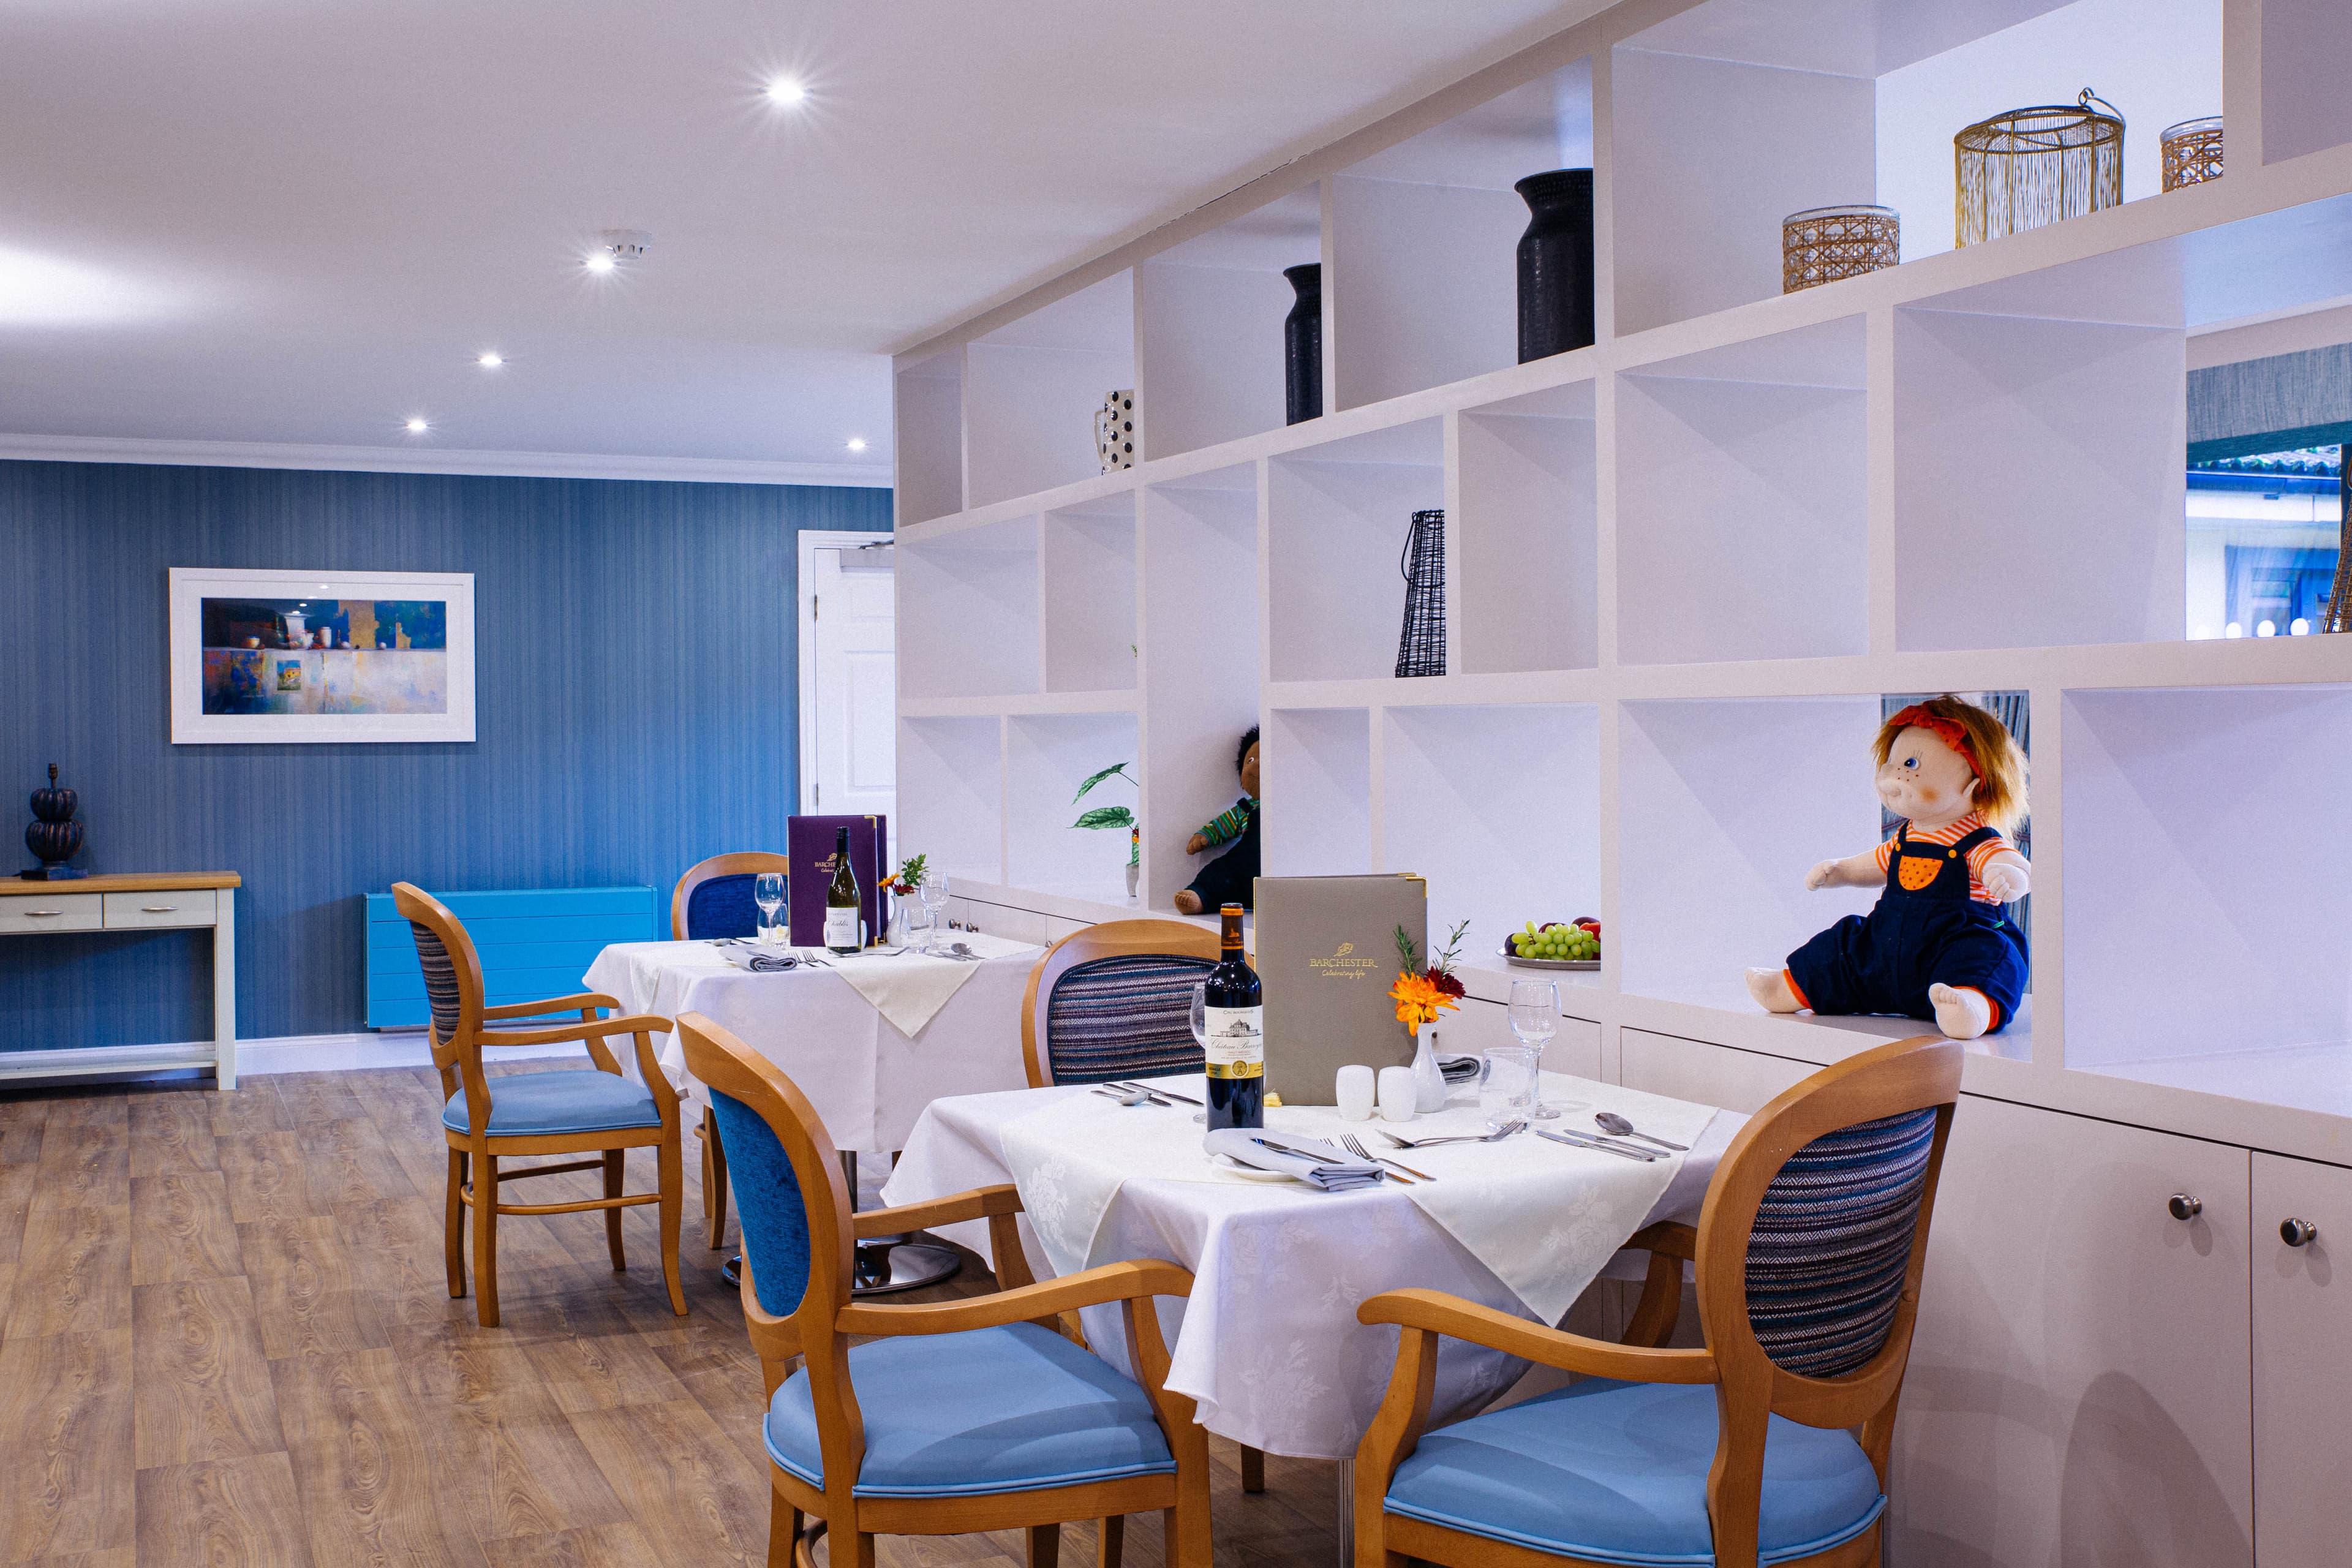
<box><xmin>168</xmin><ymin>567</ymin><xmax>477</xmax><ymax>744</ymax></box>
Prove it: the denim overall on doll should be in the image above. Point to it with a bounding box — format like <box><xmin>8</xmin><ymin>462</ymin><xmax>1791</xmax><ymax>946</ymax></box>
<box><xmin>1785</xmin><ymin>824</ymin><xmax>2029</xmax><ymax>1032</ymax></box>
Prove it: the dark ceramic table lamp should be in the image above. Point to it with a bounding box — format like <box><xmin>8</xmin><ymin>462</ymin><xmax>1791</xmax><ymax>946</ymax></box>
<box><xmin>23</xmin><ymin>764</ymin><xmax>87</xmax><ymax>880</ymax></box>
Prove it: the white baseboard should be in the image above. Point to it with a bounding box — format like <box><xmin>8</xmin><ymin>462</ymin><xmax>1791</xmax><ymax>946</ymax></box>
<box><xmin>236</xmin><ymin>1031</ymin><xmax>591</xmax><ymax>1075</ymax></box>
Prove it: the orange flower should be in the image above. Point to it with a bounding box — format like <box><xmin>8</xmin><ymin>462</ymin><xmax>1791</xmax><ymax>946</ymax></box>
<box><xmin>1389</xmin><ymin>970</ymin><xmax>1461</xmax><ymax>1028</ymax></box>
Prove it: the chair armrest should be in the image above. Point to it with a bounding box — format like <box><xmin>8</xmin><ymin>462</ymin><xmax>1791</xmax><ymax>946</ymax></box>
<box><xmin>838</xmin><ymin>1258</ymin><xmax>1193</xmax><ymax>1338</ymax></box>
<box><xmin>1359</xmin><ymin>1289</ymin><xmax>1717</xmax><ymax>1384</ymax></box>
<box><xmin>481</xmin><ymin>992</ymin><xmax>620</xmax><ymax>1021</ymax></box>
<box><xmin>1627</xmin><ymin>1220</ymin><xmax>1697</xmax><ymax>1261</ymax></box>
<box><xmin>475</xmin><ymin>1014</ymin><xmax>671</xmax><ymax>1049</ymax></box>
<box><xmin>850</xmin><ymin>1183</ymin><xmax>1022</xmax><ymax>1239</ymax></box>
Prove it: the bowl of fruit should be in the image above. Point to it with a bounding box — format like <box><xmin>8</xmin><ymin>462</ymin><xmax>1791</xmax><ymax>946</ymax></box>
<box><xmin>1503</xmin><ymin>918</ymin><xmax>1600</xmax><ymax>970</ymax></box>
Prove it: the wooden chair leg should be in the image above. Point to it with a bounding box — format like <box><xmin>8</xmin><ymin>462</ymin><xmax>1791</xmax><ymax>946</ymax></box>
<box><xmin>603</xmin><ymin>1149</ymin><xmax>627</xmax><ymax>1270</ymax></box>
<box><xmin>1170</xmin><ymin>1455</ymin><xmax>1212</xmax><ymax>1568</ymax></box>
<box><xmin>472</xmin><ymin>1154</ymin><xmax>500</xmax><ymax>1327</ymax></box>
<box><xmin>766</xmin><ymin>1487</ymin><xmax>799</xmax><ymax>1568</ymax></box>
<box><xmin>706</xmin><ymin>1106</ymin><xmax>731</xmax><ymax>1250</ymax></box>
<box><xmin>1025</xmin><ymin>1523</ymin><xmax>1060</xmax><ymax>1568</ymax></box>
<box><xmin>444</xmin><ymin>1150</ymin><xmax>467</xmax><ymax>1299</ymax></box>
<box><xmin>658</xmin><ymin>1125</ymin><xmax>687</xmax><ymax>1316</ymax></box>
<box><xmin>1095</xmin><ymin>1514</ymin><xmax>1123</xmax><ymax>1568</ymax></box>
<box><xmin>1623</xmin><ymin>1251</ymin><xmax>1684</xmax><ymax>1348</ymax></box>
<box><xmin>1240</xmin><ymin>1444</ymin><xmax>1265</xmax><ymax>1493</ymax></box>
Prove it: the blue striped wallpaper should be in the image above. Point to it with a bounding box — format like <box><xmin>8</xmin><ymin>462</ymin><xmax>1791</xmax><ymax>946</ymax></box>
<box><xmin>0</xmin><ymin>460</ymin><xmax>889</xmax><ymax>1049</ymax></box>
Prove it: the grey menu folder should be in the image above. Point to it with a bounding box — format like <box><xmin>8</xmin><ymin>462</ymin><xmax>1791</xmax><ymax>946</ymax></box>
<box><xmin>1252</xmin><ymin>873</ymin><xmax>1428</xmax><ymax>1106</ymax></box>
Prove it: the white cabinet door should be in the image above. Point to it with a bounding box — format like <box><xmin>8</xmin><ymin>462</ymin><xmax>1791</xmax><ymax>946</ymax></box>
<box><xmin>1888</xmin><ymin>1097</ymin><xmax>2252</xmax><ymax>1568</ymax></box>
<box><xmin>2252</xmin><ymin>1152</ymin><xmax>2352</xmax><ymax>1568</ymax></box>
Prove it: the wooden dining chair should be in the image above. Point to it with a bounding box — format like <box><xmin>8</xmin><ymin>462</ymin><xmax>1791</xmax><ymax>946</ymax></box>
<box><xmin>1017</xmin><ymin>919</ymin><xmax>1273</xmax><ymax>1494</ymax></box>
<box><xmin>673</xmin><ymin>850</ymin><xmax>791</xmax><ymax>1252</ymax></box>
<box><xmin>394</xmin><ymin>882</ymin><xmax>688</xmax><ymax>1328</ymax></box>
<box><xmin>1019</xmin><ymin>919</ymin><xmax>1220</xmax><ymax>1089</ymax></box>
<box><xmin>676</xmin><ymin>1010</ymin><xmax>1212</xmax><ymax>1568</ymax></box>
<box><xmin>1351</xmin><ymin>1033</ymin><xmax>1964</xmax><ymax>1568</ymax></box>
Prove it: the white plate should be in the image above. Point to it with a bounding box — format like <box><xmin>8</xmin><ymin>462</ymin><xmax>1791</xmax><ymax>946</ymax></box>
<box><xmin>1208</xmin><ymin>1152</ymin><xmax>1304</xmax><ymax>1183</ymax></box>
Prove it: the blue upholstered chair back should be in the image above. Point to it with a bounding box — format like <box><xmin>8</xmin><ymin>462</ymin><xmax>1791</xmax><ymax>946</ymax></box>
<box><xmin>708</xmin><ymin>1087</ymin><xmax>816</xmax><ymax>1319</ymax></box>
<box><xmin>685</xmin><ymin>875</ymin><xmax>762</xmax><ymax>940</ymax></box>
<box><xmin>1044</xmin><ymin>954</ymin><xmax>1215</xmax><ymax>1085</ymax></box>
<box><xmin>1744</xmin><ymin>1107</ymin><xmax>1939</xmax><ymax>1378</ymax></box>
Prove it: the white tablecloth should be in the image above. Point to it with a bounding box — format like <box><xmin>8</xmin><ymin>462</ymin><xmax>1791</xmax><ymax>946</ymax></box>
<box><xmin>882</xmin><ymin>1073</ymin><xmax>1743</xmax><ymax>1459</ymax></box>
<box><xmin>582</xmin><ymin>938</ymin><xmax>1043</xmax><ymax>1155</ymax></box>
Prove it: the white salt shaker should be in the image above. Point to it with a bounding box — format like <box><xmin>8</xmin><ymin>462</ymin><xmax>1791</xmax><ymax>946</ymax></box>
<box><xmin>1336</xmin><ymin>1065</ymin><xmax>1377</xmax><ymax>1121</ymax></box>
<box><xmin>1377</xmin><ymin>1065</ymin><xmax>1418</xmax><ymax>1122</ymax></box>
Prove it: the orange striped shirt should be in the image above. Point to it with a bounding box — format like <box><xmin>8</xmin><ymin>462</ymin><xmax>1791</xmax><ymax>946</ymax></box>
<box><xmin>1873</xmin><ymin>813</ymin><xmax>2015</xmax><ymax>904</ymax></box>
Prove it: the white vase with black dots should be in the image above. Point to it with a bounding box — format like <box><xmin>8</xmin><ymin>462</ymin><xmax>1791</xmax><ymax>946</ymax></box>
<box><xmin>1094</xmin><ymin>389</ymin><xmax>1136</xmax><ymax>472</ymax></box>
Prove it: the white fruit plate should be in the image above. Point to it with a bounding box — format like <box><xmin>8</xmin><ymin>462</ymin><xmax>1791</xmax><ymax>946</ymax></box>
<box><xmin>1499</xmin><ymin>937</ymin><xmax>1599</xmax><ymax>971</ymax></box>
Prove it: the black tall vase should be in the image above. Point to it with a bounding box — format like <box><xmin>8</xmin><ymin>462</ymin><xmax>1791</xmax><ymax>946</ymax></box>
<box><xmin>1513</xmin><ymin>169</ymin><xmax>1595</xmax><ymax>361</ymax></box>
<box><xmin>1282</xmin><ymin>263</ymin><xmax>1322</xmax><ymax>424</ymax></box>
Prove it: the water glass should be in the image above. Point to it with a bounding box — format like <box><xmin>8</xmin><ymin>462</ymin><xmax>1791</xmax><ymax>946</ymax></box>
<box><xmin>1187</xmin><ymin>982</ymin><xmax>1209</xmax><ymax>1124</ymax></box>
<box><xmin>1508</xmin><ymin>979</ymin><xmax>1574</xmax><ymax>1118</ymax></box>
<box><xmin>917</xmin><ymin>874</ymin><xmax>951</xmax><ymax>954</ymax></box>
<box><xmin>753</xmin><ymin>872</ymin><xmax>785</xmax><ymax>944</ymax></box>
<box><xmin>1479</xmin><ymin>1044</ymin><xmax>1541</xmax><ymax>1132</ymax></box>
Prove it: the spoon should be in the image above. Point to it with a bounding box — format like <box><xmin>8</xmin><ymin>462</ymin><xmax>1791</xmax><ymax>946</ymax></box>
<box><xmin>1594</xmin><ymin>1112</ymin><xmax>1687</xmax><ymax>1152</ymax></box>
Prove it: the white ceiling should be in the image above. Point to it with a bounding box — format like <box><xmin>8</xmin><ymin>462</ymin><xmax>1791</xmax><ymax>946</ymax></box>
<box><xmin>0</xmin><ymin>0</ymin><xmax>1597</xmax><ymax>482</ymax></box>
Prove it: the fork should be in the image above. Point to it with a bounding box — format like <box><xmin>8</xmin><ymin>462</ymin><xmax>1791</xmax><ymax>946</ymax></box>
<box><xmin>1340</xmin><ymin>1133</ymin><xmax>1432</xmax><ymax>1183</ymax></box>
<box><xmin>1379</xmin><ymin>1120</ymin><xmax>1525</xmax><ymax>1150</ymax></box>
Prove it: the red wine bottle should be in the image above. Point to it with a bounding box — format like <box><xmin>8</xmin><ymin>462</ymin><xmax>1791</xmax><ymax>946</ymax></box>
<box><xmin>1203</xmin><ymin>903</ymin><xmax>1264</xmax><ymax>1132</ymax></box>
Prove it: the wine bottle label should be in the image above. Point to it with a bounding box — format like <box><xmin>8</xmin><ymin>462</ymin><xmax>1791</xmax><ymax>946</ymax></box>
<box><xmin>824</xmin><ymin>907</ymin><xmax>859</xmax><ymax>949</ymax></box>
<box><xmin>1202</xmin><ymin>1006</ymin><xmax>1264</xmax><ymax>1079</ymax></box>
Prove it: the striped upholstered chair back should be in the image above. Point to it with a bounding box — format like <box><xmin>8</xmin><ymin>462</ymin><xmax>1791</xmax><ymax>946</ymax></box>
<box><xmin>1019</xmin><ymin>919</ymin><xmax>1223</xmax><ymax>1087</ymax></box>
<box><xmin>1689</xmin><ymin>1035</ymin><xmax>1963</xmax><ymax>1463</ymax></box>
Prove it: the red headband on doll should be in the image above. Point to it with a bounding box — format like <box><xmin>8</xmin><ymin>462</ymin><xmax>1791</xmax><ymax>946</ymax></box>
<box><xmin>1887</xmin><ymin>704</ymin><xmax>1980</xmax><ymax>780</ymax></box>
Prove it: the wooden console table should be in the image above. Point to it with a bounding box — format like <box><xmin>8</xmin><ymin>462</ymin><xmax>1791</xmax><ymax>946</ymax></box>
<box><xmin>0</xmin><ymin>872</ymin><xmax>240</xmax><ymax>1089</ymax></box>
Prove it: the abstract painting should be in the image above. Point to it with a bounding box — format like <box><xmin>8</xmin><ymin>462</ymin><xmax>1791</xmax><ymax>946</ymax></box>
<box><xmin>170</xmin><ymin>567</ymin><xmax>475</xmax><ymax>743</ymax></box>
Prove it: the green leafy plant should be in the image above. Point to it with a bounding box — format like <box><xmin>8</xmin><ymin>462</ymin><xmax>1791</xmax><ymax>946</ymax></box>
<box><xmin>886</xmin><ymin>852</ymin><xmax>928</xmax><ymax>893</ymax></box>
<box><xmin>1072</xmin><ymin>763</ymin><xmax>1139</xmax><ymax>866</ymax></box>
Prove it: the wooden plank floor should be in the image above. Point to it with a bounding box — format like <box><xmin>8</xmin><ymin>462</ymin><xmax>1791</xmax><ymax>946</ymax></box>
<box><xmin>0</xmin><ymin>1063</ymin><xmax>1346</xmax><ymax>1567</ymax></box>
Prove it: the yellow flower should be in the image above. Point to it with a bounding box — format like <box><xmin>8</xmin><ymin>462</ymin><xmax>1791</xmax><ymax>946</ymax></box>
<box><xmin>1389</xmin><ymin>970</ymin><xmax>1461</xmax><ymax>1028</ymax></box>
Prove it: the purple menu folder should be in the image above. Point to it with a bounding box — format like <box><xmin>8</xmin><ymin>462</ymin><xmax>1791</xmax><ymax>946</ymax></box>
<box><xmin>787</xmin><ymin>815</ymin><xmax>888</xmax><ymax>946</ymax></box>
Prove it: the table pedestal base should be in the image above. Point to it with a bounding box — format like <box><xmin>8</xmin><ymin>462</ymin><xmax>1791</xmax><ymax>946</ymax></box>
<box><xmin>1334</xmin><ymin>1458</ymin><xmax>1353</xmax><ymax>1567</ymax></box>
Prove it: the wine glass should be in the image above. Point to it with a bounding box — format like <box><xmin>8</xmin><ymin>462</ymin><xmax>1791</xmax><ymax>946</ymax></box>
<box><xmin>753</xmin><ymin>872</ymin><xmax>785</xmax><ymax>945</ymax></box>
<box><xmin>1507</xmin><ymin>978</ymin><xmax>1577</xmax><ymax>1118</ymax></box>
<box><xmin>1186</xmin><ymin>982</ymin><xmax>1208</xmax><ymax>1125</ymax></box>
<box><xmin>917</xmin><ymin>873</ymin><xmax>951</xmax><ymax>954</ymax></box>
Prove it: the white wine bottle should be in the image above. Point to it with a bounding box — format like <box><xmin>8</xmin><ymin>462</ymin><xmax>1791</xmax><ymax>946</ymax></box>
<box><xmin>1202</xmin><ymin>903</ymin><xmax>1264</xmax><ymax>1134</ymax></box>
<box><xmin>825</xmin><ymin>826</ymin><xmax>862</xmax><ymax>954</ymax></box>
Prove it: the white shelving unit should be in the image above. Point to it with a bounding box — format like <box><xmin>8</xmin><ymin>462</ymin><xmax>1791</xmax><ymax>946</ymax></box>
<box><xmin>895</xmin><ymin>5</ymin><xmax>2352</xmax><ymax>1551</ymax></box>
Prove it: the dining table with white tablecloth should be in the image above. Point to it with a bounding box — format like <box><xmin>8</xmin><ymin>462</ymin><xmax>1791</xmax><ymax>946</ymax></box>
<box><xmin>881</xmin><ymin>1069</ymin><xmax>1743</xmax><ymax>1462</ymax></box>
<box><xmin>581</xmin><ymin>932</ymin><xmax>1044</xmax><ymax>1156</ymax></box>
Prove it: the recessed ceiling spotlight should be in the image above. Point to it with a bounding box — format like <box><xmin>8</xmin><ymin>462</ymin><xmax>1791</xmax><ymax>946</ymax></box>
<box><xmin>584</xmin><ymin>229</ymin><xmax>652</xmax><ymax>276</ymax></box>
<box><xmin>405</xmin><ymin>417</ymin><xmax>429</xmax><ymax>434</ymax></box>
<box><xmin>845</xmin><ymin>436</ymin><xmax>867</xmax><ymax>453</ymax></box>
<box><xmin>766</xmin><ymin>76</ymin><xmax>807</xmax><ymax>106</ymax></box>
<box><xmin>477</xmin><ymin>351</ymin><xmax>504</xmax><ymax>368</ymax></box>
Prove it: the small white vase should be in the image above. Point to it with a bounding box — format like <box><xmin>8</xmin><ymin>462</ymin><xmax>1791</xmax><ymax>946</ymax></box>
<box><xmin>1411</xmin><ymin>1024</ymin><xmax>1448</xmax><ymax>1112</ymax></box>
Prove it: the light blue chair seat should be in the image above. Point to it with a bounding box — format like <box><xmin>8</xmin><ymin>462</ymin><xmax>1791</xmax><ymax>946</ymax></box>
<box><xmin>1382</xmin><ymin>1378</ymin><xmax>1884</xmax><ymax>1566</ymax></box>
<box><xmin>443</xmin><ymin>1069</ymin><xmax>662</xmax><ymax>1137</ymax></box>
<box><xmin>763</xmin><ymin>1321</ymin><xmax>1178</xmax><ymax>1499</ymax></box>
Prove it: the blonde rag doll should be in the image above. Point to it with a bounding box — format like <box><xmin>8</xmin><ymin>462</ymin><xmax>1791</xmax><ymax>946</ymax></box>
<box><xmin>1745</xmin><ymin>696</ymin><xmax>2029</xmax><ymax>1040</ymax></box>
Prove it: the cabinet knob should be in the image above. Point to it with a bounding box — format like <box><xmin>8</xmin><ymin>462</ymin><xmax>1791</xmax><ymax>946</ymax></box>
<box><xmin>2168</xmin><ymin>1193</ymin><xmax>2203</xmax><ymax>1221</ymax></box>
<box><xmin>2281</xmin><ymin>1218</ymin><xmax>2320</xmax><ymax>1248</ymax></box>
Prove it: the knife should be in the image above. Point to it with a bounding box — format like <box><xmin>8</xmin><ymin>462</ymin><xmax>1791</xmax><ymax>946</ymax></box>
<box><xmin>1537</xmin><ymin>1128</ymin><xmax>1660</xmax><ymax>1163</ymax></box>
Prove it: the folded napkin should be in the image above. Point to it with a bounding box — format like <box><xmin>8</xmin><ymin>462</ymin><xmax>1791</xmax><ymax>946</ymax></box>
<box><xmin>718</xmin><ymin>945</ymin><xmax>832</xmax><ymax>973</ymax></box>
<box><xmin>1203</xmin><ymin>1128</ymin><xmax>1384</xmax><ymax>1192</ymax></box>
<box><xmin>1439</xmin><ymin>1055</ymin><xmax>1480</xmax><ymax>1084</ymax></box>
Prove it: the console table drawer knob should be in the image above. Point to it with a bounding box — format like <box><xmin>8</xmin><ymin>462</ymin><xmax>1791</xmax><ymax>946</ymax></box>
<box><xmin>2168</xmin><ymin>1193</ymin><xmax>2203</xmax><ymax>1221</ymax></box>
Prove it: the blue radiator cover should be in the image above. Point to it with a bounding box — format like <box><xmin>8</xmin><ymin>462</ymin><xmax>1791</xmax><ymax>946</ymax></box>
<box><xmin>364</xmin><ymin>886</ymin><xmax>657</xmax><ymax>1029</ymax></box>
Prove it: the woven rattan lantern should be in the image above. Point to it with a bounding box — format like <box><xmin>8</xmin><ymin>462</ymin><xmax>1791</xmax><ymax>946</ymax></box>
<box><xmin>1782</xmin><ymin>205</ymin><xmax>1900</xmax><ymax>293</ymax></box>
<box><xmin>2162</xmin><ymin>116</ymin><xmax>2224</xmax><ymax>190</ymax></box>
<box><xmin>1954</xmin><ymin>89</ymin><xmax>2123</xmax><ymax>247</ymax></box>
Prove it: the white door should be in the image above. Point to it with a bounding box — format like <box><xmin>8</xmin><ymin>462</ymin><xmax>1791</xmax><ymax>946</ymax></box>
<box><xmin>799</xmin><ymin>533</ymin><xmax>896</xmax><ymax>823</ymax></box>
<box><xmin>2252</xmin><ymin>1151</ymin><xmax>2352</xmax><ymax>1568</ymax></box>
<box><xmin>1888</xmin><ymin>1096</ymin><xmax>2253</xmax><ymax>1567</ymax></box>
